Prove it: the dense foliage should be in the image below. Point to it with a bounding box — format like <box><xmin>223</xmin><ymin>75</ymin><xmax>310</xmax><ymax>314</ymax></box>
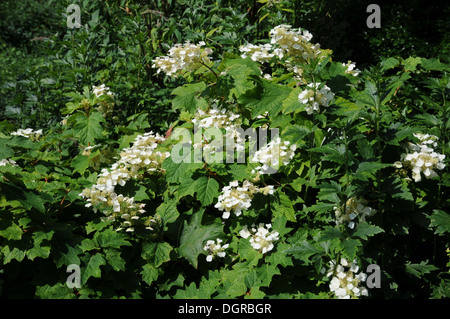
<box><xmin>0</xmin><ymin>0</ymin><xmax>449</xmax><ymax>299</ymax></box>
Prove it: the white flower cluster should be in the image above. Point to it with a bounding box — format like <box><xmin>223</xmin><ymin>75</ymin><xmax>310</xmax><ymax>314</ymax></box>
<box><xmin>397</xmin><ymin>133</ymin><xmax>446</xmax><ymax>182</ymax></box>
<box><xmin>239</xmin><ymin>223</ymin><xmax>279</xmax><ymax>254</ymax></box>
<box><xmin>80</xmin><ymin>131</ymin><xmax>170</xmax><ymax>232</ymax></box>
<box><xmin>214</xmin><ymin>180</ymin><xmax>274</xmax><ymax>219</ymax></box>
<box><xmin>333</xmin><ymin>197</ymin><xmax>376</xmax><ymax>229</ymax></box>
<box><xmin>251</xmin><ymin>137</ymin><xmax>297</xmax><ymax>174</ymax></box>
<box><xmin>239</xmin><ymin>43</ymin><xmax>275</xmax><ymax>63</ymax></box>
<box><xmin>269</xmin><ymin>24</ymin><xmax>322</xmax><ymax>62</ymax></box>
<box><xmin>152</xmin><ymin>41</ymin><xmax>213</xmax><ymax>76</ymax></box>
<box><xmin>203</xmin><ymin>238</ymin><xmax>229</xmax><ymax>262</ymax></box>
<box><xmin>342</xmin><ymin>61</ymin><xmax>360</xmax><ymax>77</ymax></box>
<box><xmin>92</xmin><ymin>84</ymin><xmax>114</xmax><ymax>98</ymax></box>
<box><xmin>326</xmin><ymin>258</ymin><xmax>369</xmax><ymax>299</ymax></box>
<box><xmin>11</xmin><ymin>128</ymin><xmax>43</xmax><ymax>141</ymax></box>
<box><xmin>298</xmin><ymin>82</ymin><xmax>335</xmax><ymax>115</ymax></box>
<box><xmin>92</xmin><ymin>84</ymin><xmax>115</xmax><ymax>116</ymax></box>
<box><xmin>191</xmin><ymin>106</ymin><xmax>245</xmax><ymax>158</ymax></box>
<box><xmin>0</xmin><ymin>158</ymin><xmax>17</xmax><ymax>167</ymax></box>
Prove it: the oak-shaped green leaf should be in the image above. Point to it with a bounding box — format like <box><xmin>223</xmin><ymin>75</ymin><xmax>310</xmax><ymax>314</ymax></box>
<box><xmin>81</xmin><ymin>253</ymin><xmax>106</xmax><ymax>284</ymax></box>
<box><xmin>178</xmin><ymin>209</ymin><xmax>223</xmax><ymax>268</ymax></box>
<box><xmin>239</xmin><ymin>79</ymin><xmax>291</xmax><ymax>118</ymax></box>
<box><xmin>194</xmin><ymin>176</ymin><xmax>219</xmax><ymax>206</ymax></box>
<box><xmin>142</xmin><ymin>241</ymin><xmax>173</xmax><ymax>267</ymax></box>
<box><xmin>73</xmin><ymin>111</ymin><xmax>105</xmax><ymax>145</ymax></box>
<box><xmin>94</xmin><ymin>228</ymin><xmax>132</xmax><ymax>249</ymax></box>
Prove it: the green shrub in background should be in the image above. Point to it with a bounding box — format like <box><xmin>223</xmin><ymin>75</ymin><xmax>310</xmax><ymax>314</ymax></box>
<box><xmin>0</xmin><ymin>0</ymin><xmax>449</xmax><ymax>299</ymax></box>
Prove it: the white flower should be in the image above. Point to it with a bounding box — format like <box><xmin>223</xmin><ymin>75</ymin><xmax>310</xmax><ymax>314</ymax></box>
<box><xmin>79</xmin><ymin>131</ymin><xmax>169</xmax><ymax>231</ymax></box>
<box><xmin>239</xmin><ymin>223</ymin><xmax>279</xmax><ymax>254</ymax></box>
<box><xmin>298</xmin><ymin>82</ymin><xmax>334</xmax><ymax>115</ymax></box>
<box><xmin>152</xmin><ymin>41</ymin><xmax>212</xmax><ymax>76</ymax></box>
<box><xmin>214</xmin><ymin>180</ymin><xmax>275</xmax><ymax>219</ymax></box>
<box><xmin>342</xmin><ymin>61</ymin><xmax>360</xmax><ymax>76</ymax></box>
<box><xmin>327</xmin><ymin>258</ymin><xmax>369</xmax><ymax>299</ymax></box>
<box><xmin>191</xmin><ymin>106</ymin><xmax>245</xmax><ymax>160</ymax></box>
<box><xmin>11</xmin><ymin>128</ymin><xmax>43</xmax><ymax>140</ymax></box>
<box><xmin>92</xmin><ymin>84</ymin><xmax>114</xmax><ymax>98</ymax></box>
<box><xmin>203</xmin><ymin>238</ymin><xmax>229</xmax><ymax>262</ymax></box>
<box><xmin>269</xmin><ymin>25</ymin><xmax>322</xmax><ymax>63</ymax></box>
<box><xmin>0</xmin><ymin>158</ymin><xmax>18</xmax><ymax>167</ymax></box>
<box><xmin>251</xmin><ymin>137</ymin><xmax>297</xmax><ymax>174</ymax></box>
<box><xmin>400</xmin><ymin>133</ymin><xmax>445</xmax><ymax>182</ymax></box>
<box><xmin>239</xmin><ymin>43</ymin><xmax>275</xmax><ymax>63</ymax></box>
<box><xmin>334</xmin><ymin>197</ymin><xmax>376</xmax><ymax>229</ymax></box>
<box><xmin>92</xmin><ymin>84</ymin><xmax>115</xmax><ymax>115</ymax></box>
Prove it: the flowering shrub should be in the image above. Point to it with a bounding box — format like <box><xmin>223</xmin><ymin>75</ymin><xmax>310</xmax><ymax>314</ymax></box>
<box><xmin>0</xmin><ymin>20</ymin><xmax>449</xmax><ymax>300</ymax></box>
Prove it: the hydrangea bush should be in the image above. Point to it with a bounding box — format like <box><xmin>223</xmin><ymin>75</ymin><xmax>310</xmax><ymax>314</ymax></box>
<box><xmin>0</xmin><ymin>24</ymin><xmax>449</xmax><ymax>299</ymax></box>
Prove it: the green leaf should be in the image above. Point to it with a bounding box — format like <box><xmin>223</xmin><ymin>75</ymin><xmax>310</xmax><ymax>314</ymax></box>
<box><xmin>220</xmin><ymin>57</ymin><xmax>260</xmax><ymax>98</ymax></box>
<box><xmin>352</xmin><ymin>222</ymin><xmax>384</xmax><ymax>240</ymax></box>
<box><xmin>35</xmin><ymin>284</ymin><xmax>75</xmax><ymax>299</ymax></box>
<box><xmin>427</xmin><ymin>210</ymin><xmax>450</xmax><ymax>235</ymax></box>
<box><xmin>380</xmin><ymin>57</ymin><xmax>400</xmax><ymax>72</ymax></box>
<box><xmin>317</xmin><ymin>226</ymin><xmax>344</xmax><ymax>242</ymax></box>
<box><xmin>239</xmin><ymin>78</ymin><xmax>291</xmax><ymax>118</ymax></box>
<box><xmin>226</xmin><ymin>281</ymin><xmax>248</xmax><ymax>298</ymax></box>
<box><xmin>0</xmin><ymin>223</ymin><xmax>23</xmax><ymax>240</ymax></box>
<box><xmin>271</xmin><ymin>192</ymin><xmax>296</xmax><ymax>222</ymax></box>
<box><xmin>162</xmin><ymin>157</ymin><xmax>190</xmax><ymax>183</ymax></box>
<box><xmin>402</xmin><ymin>56</ymin><xmax>422</xmax><ymax>72</ymax></box>
<box><xmin>355</xmin><ymin>161</ymin><xmax>390</xmax><ymax>181</ymax></box>
<box><xmin>105</xmin><ymin>249</ymin><xmax>127</xmax><ymax>271</ymax></box>
<box><xmin>0</xmin><ymin>139</ymin><xmax>14</xmax><ymax>160</ymax></box>
<box><xmin>26</xmin><ymin>231</ymin><xmax>54</xmax><ymax>261</ymax></box>
<box><xmin>405</xmin><ymin>260</ymin><xmax>438</xmax><ymax>278</ymax></box>
<box><xmin>178</xmin><ymin>209</ymin><xmax>223</xmax><ymax>268</ymax></box>
<box><xmin>82</xmin><ymin>253</ymin><xmax>106</xmax><ymax>284</ymax></box>
<box><xmin>1</xmin><ymin>245</ymin><xmax>26</xmax><ymax>264</ymax></box>
<box><xmin>156</xmin><ymin>201</ymin><xmax>180</xmax><ymax>226</ymax></box>
<box><xmin>73</xmin><ymin>111</ymin><xmax>105</xmax><ymax>145</ymax></box>
<box><xmin>141</xmin><ymin>264</ymin><xmax>160</xmax><ymax>286</ymax></box>
<box><xmin>257</xmin><ymin>263</ymin><xmax>280</xmax><ymax>287</ymax></box>
<box><xmin>282</xmin><ymin>87</ymin><xmax>303</xmax><ymax>114</ymax></box>
<box><xmin>142</xmin><ymin>242</ymin><xmax>173</xmax><ymax>267</ymax></box>
<box><xmin>194</xmin><ymin>176</ymin><xmax>219</xmax><ymax>206</ymax></box>
<box><xmin>340</xmin><ymin>238</ymin><xmax>362</xmax><ymax>260</ymax></box>
<box><xmin>284</xmin><ymin>240</ymin><xmax>323</xmax><ymax>264</ymax></box>
<box><xmin>94</xmin><ymin>228</ymin><xmax>132</xmax><ymax>249</ymax></box>
<box><xmin>71</xmin><ymin>155</ymin><xmax>89</xmax><ymax>175</ymax></box>
<box><xmin>171</xmin><ymin>82</ymin><xmax>208</xmax><ymax>113</ymax></box>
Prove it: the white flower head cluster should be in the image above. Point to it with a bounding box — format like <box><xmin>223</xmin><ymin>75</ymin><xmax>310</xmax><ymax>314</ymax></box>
<box><xmin>92</xmin><ymin>84</ymin><xmax>115</xmax><ymax>116</ymax></box>
<box><xmin>152</xmin><ymin>41</ymin><xmax>213</xmax><ymax>76</ymax></box>
<box><xmin>214</xmin><ymin>180</ymin><xmax>275</xmax><ymax>219</ymax></box>
<box><xmin>239</xmin><ymin>43</ymin><xmax>275</xmax><ymax>63</ymax></box>
<box><xmin>191</xmin><ymin>106</ymin><xmax>245</xmax><ymax>159</ymax></box>
<box><xmin>203</xmin><ymin>238</ymin><xmax>229</xmax><ymax>262</ymax></box>
<box><xmin>298</xmin><ymin>82</ymin><xmax>335</xmax><ymax>115</ymax></box>
<box><xmin>80</xmin><ymin>131</ymin><xmax>170</xmax><ymax>232</ymax></box>
<box><xmin>11</xmin><ymin>128</ymin><xmax>43</xmax><ymax>141</ymax></box>
<box><xmin>326</xmin><ymin>258</ymin><xmax>369</xmax><ymax>299</ymax></box>
<box><xmin>342</xmin><ymin>61</ymin><xmax>360</xmax><ymax>77</ymax></box>
<box><xmin>334</xmin><ymin>197</ymin><xmax>376</xmax><ymax>229</ymax></box>
<box><xmin>269</xmin><ymin>24</ymin><xmax>322</xmax><ymax>63</ymax></box>
<box><xmin>239</xmin><ymin>223</ymin><xmax>279</xmax><ymax>254</ymax></box>
<box><xmin>251</xmin><ymin>137</ymin><xmax>297</xmax><ymax>174</ymax></box>
<box><xmin>0</xmin><ymin>158</ymin><xmax>17</xmax><ymax>167</ymax></box>
<box><xmin>92</xmin><ymin>84</ymin><xmax>114</xmax><ymax>98</ymax></box>
<box><xmin>397</xmin><ymin>133</ymin><xmax>446</xmax><ymax>182</ymax></box>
